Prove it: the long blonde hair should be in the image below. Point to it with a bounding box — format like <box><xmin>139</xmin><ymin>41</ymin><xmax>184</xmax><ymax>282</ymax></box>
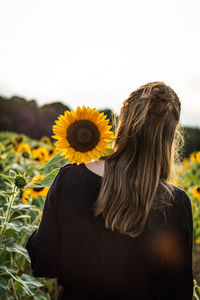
<box><xmin>93</xmin><ymin>81</ymin><xmax>184</xmax><ymax>238</ymax></box>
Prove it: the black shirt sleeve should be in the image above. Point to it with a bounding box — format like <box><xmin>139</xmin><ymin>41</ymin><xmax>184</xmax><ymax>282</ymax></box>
<box><xmin>152</xmin><ymin>189</ymin><xmax>194</xmax><ymax>300</ymax></box>
<box><xmin>26</xmin><ymin>167</ymin><xmax>64</xmax><ymax>278</ymax></box>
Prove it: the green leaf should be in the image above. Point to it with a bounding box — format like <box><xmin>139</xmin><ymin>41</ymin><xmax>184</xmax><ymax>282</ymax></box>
<box><xmin>0</xmin><ymin>265</ymin><xmax>19</xmax><ymax>275</ymax></box>
<box><xmin>23</xmin><ymin>183</ymin><xmax>44</xmax><ymax>189</ymax></box>
<box><xmin>9</xmin><ymin>169</ymin><xmax>17</xmax><ymax>178</ymax></box>
<box><xmin>4</xmin><ymin>220</ymin><xmax>24</xmax><ymax>233</ymax></box>
<box><xmin>11</xmin><ymin>203</ymin><xmax>31</xmax><ymax>210</ymax></box>
<box><xmin>21</xmin><ymin>226</ymin><xmax>37</xmax><ymax>235</ymax></box>
<box><xmin>13</xmin><ymin>275</ymin><xmax>34</xmax><ymax>296</ymax></box>
<box><xmin>0</xmin><ymin>142</ymin><xmax>5</xmax><ymax>152</ymax></box>
<box><xmin>39</xmin><ymin>150</ymin><xmax>66</xmax><ymax>170</ymax></box>
<box><xmin>0</xmin><ymin>173</ymin><xmax>13</xmax><ymax>183</ymax></box>
<box><xmin>21</xmin><ymin>274</ymin><xmax>44</xmax><ymax>289</ymax></box>
<box><xmin>25</xmin><ymin>168</ymin><xmax>60</xmax><ymax>188</ymax></box>
<box><xmin>33</xmin><ymin>292</ymin><xmax>51</xmax><ymax>300</ymax></box>
<box><xmin>2</xmin><ymin>191</ymin><xmax>16</xmax><ymax>196</ymax></box>
<box><xmin>0</xmin><ymin>277</ymin><xmax>8</xmax><ymax>290</ymax></box>
<box><xmin>0</xmin><ymin>288</ymin><xmax>7</xmax><ymax>299</ymax></box>
<box><xmin>15</xmin><ymin>281</ymin><xmax>25</xmax><ymax>297</ymax></box>
<box><xmin>1</xmin><ymin>236</ymin><xmax>15</xmax><ymax>247</ymax></box>
<box><xmin>6</xmin><ymin>243</ymin><xmax>31</xmax><ymax>263</ymax></box>
<box><xmin>11</xmin><ymin>214</ymin><xmax>31</xmax><ymax>221</ymax></box>
<box><xmin>0</xmin><ymin>244</ymin><xmax>5</xmax><ymax>251</ymax></box>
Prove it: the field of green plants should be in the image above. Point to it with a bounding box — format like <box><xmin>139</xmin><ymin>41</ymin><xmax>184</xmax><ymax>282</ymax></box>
<box><xmin>0</xmin><ymin>131</ymin><xmax>200</xmax><ymax>299</ymax></box>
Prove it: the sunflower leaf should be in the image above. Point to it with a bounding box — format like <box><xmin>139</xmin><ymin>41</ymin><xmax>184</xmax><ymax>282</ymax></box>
<box><xmin>6</xmin><ymin>243</ymin><xmax>31</xmax><ymax>263</ymax></box>
<box><xmin>23</xmin><ymin>184</ymin><xmax>44</xmax><ymax>189</ymax></box>
<box><xmin>39</xmin><ymin>151</ymin><xmax>66</xmax><ymax>170</ymax></box>
<box><xmin>26</xmin><ymin>168</ymin><xmax>60</xmax><ymax>187</ymax></box>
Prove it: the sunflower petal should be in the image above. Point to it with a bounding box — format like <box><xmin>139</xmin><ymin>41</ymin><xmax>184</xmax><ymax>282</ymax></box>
<box><xmin>76</xmin><ymin>106</ymin><xmax>82</xmax><ymax>119</ymax></box>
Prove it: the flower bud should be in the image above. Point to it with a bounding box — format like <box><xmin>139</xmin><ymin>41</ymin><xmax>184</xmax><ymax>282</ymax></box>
<box><xmin>14</xmin><ymin>176</ymin><xmax>27</xmax><ymax>189</ymax></box>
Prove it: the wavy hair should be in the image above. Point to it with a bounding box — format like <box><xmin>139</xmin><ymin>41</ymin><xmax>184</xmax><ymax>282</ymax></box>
<box><xmin>93</xmin><ymin>81</ymin><xmax>184</xmax><ymax>238</ymax></box>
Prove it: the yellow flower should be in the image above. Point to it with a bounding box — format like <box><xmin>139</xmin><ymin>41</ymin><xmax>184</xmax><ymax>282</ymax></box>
<box><xmin>16</xmin><ymin>143</ymin><xmax>31</xmax><ymax>154</ymax></box>
<box><xmin>196</xmin><ymin>151</ymin><xmax>200</xmax><ymax>163</ymax></box>
<box><xmin>175</xmin><ymin>167</ymin><xmax>182</xmax><ymax>175</ymax></box>
<box><xmin>196</xmin><ymin>237</ymin><xmax>200</xmax><ymax>244</ymax></box>
<box><xmin>13</xmin><ymin>134</ymin><xmax>26</xmax><ymax>145</ymax></box>
<box><xmin>183</xmin><ymin>158</ymin><xmax>191</xmax><ymax>169</ymax></box>
<box><xmin>185</xmin><ymin>179</ymin><xmax>191</xmax><ymax>185</ymax></box>
<box><xmin>31</xmin><ymin>146</ymin><xmax>49</xmax><ymax>164</ymax></box>
<box><xmin>51</xmin><ymin>106</ymin><xmax>114</xmax><ymax>165</ymax></box>
<box><xmin>191</xmin><ymin>200</ymin><xmax>193</xmax><ymax>211</ymax></box>
<box><xmin>171</xmin><ymin>178</ymin><xmax>179</xmax><ymax>186</ymax></box>
<box><xmin>192</xmin><ymin>186</ymin><xmax>200</xmax><ymax>201</ymax></box>
<box><xmin>190</xmin><ymin>152</ymin><xmax>196</xmax><ymax>162</ymax></box>
<box><xmin>28</xmin><ymin>174</ymin><xmax>49</xmax><ymax>199</ymax></box>
<box><xmin>48</xmin><ymin>147</ymin><xmax>59</xmax><ymax>159</ymax></box>
<box><xmin>12</xmin><ymin>135</ymin><xmax>26</xmax><ymax>150</ymax></box>
<box><xmin>40</xmin><ymin>136</ymin><xmax>52</xmax><ymax>145</ymax></box>
<box><xmin>21</xmin><ymin>189</ymin><xmax>30</xmax><ymax>204</ymax></box>
<box><xmin>39</xmin><ymin>211</ymin><xmax>42</xmax><ymax>222</ymax></box>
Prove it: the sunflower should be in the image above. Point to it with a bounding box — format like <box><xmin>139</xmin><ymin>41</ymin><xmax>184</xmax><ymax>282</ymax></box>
<box><xmin>192</xmin><ymin>186</ymin><xmax>200</xmax><ymax>201</ymax></box>
<box><xmin>48</xmin><ymin>147</ymin><xmax>60</xmax><ymax>159</ymax></box>
<box><xmin>40</xmin><ymin>136</ymin><xmax>52</xmax><ymax>145</ymax></box>
<box><xmin>51</xmin><ymin>106</ymin><xmax>114</xmax><ymax>165</ymax></box>
<box><xmin>21</xmin><ymin>189</ymin><xmax>30</xmax><ymax>204</ymax></box>
<box><xmin>16</xmin><ymin>143</ymin><xmax>31</xmax><ymax>154</ymax></box>
<box><xmin>171</xmin><ymin>178</ymin><xmax>179</xmax><ymax>186</ymax></box>
<box><xmin>196</xmin><ymin>151</ymin><xmax>200</xmax><ymax>163</ymax></box>
<box><xmin>183</xmin><ymin>158</ymin><xmax>191</xmax><ymax>169</ymax></box>
<box><xmin>31</xmin><ymin>146</ymin><xmax>49</xmax><ymax>164</ymax></box>
<box><xmin>190</xmin><ymin>152</ymin><xmax>197</xmax><ymax>162</ymax></box>
<box><xmin>13</xmin><ymin>134</ymin><xmax>26</xmax><ymax>145</ymax></box>
<box><xmin>196</xmin><ymin>236</ymin><xmax>200</xmax><ymax>244</ymax></box>
<box><xmin>28</xmin><ymin>174</ymin><xmax>49</xmax><ymax>199</ymax></box>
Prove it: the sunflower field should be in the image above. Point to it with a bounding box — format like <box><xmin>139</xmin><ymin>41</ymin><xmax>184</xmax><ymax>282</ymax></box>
<box><xmin>0</xmin><ymin>131</ymin><xmax>200</xmax><ymax>299</ymax></box>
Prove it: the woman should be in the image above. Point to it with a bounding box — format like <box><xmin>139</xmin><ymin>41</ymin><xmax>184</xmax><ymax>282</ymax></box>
<box><xmin>26</xmin><ymin>81</ymin><xmax>194</xmax><ymax>300</ymax></box>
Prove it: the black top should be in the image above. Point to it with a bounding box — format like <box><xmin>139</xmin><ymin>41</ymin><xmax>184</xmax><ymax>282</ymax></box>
<box><xmin>26</xmin><ymin>163</ymin><xmax>194</xmax><ymax>300</ymax></box>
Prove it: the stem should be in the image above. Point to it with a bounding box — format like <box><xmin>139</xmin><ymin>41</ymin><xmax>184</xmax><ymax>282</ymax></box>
<box><xmin>11</xmin><ymin>278</ymin><xmax>19</xmax><ymax>300</ymax></box>
<box><xmin>0</xmin><ymin>185</ymin><xmax>18</xmax><ymax>245</ymax></box>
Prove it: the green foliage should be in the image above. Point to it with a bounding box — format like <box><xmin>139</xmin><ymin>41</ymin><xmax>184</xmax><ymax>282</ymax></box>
<box><xmin>0</xmin><ymin>132</ymin><xmax>64</xmax><ymax>299</ymax></box>
<box><xmin>183</xmin><ymin>126</ymin><xmax>200</xmax><ymax>158</ymax></box>
<box><xmin>39</xmin><ymin>150</ymin><xmax>65</xmax><ymax>170</ymax></box>
<box><xmin>0</xmin><ymin>131</ymin><xmax>200</xmax><ymax>299</ymax></box>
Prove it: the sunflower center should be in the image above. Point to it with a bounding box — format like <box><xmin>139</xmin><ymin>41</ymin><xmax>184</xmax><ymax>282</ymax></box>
<box><xmin>33</xmin><ymin>187</ymin><xmax>44</xmax><ymax>192</ymax></box>
<box><xmin>197</xmin><ymin>187</ymin><xmax>200</xmax><ymax>193</ymax></box>
<box><xmin>67</xmin><ymin>120</ymin><xmax>100</xmax><ymax>152</ymax></box>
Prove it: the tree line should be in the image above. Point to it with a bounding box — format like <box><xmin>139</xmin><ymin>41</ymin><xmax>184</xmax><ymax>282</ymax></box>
<box><xmin>0</xmin><ymin>95</ymin><xmax>199</xmax><ymax>158</ymax></box>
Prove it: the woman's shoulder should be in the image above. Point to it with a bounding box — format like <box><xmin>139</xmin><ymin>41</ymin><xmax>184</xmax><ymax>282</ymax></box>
<box><xmin>55</xmin><ymin>162</ymin><xmax>101</xmax><ymax>186</ymax></box>
<box><xmin>57</xmin><ymin>163</ymin><xmax>85</xmax><ymax>179</ymax></box>
<box><xmin>171</xmin><ymin>185</ymin><xmax>192</xmax><ymax>216</ymax></box>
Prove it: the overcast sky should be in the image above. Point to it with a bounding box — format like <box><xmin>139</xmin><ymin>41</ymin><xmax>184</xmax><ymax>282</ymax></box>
<box><xmin>0</xmin><ymin>0</ymin><xmax>200</xmax><ymax>127</ymax></box>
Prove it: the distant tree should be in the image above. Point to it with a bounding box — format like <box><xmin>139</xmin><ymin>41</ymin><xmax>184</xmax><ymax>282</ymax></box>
<box><xmin>182</xmin><ymin>126</ymin><xmax>200</xmax><ymax>158</ymax></box>
<box><xmin>0</xmin><ymin>95</ymin><xmax>70</xmax><ymax>140</ymax></box>
<box><xmin>39</xmin><ymin>102</ymin><xmax>70</xmax><ymax>138</ymax></box>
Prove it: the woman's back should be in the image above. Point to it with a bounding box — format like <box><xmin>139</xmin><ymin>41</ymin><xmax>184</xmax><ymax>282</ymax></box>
<box><xmin>26</xmin><ymin>162</ymin><xmax>193</xmax><ymax>300</ymax></box>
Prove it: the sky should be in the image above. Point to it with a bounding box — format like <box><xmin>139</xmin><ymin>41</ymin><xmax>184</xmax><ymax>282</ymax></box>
<box><xmin>0</xmin><ymin>0</ymin><xmax>200</xmax><ymax>127</ymax></box>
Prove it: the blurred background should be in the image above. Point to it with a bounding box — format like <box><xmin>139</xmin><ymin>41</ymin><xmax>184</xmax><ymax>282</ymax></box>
<box><xmin>0</xmin><ymin>0</ymin><xmax>200</xmax><ymax>158</ymax></box>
